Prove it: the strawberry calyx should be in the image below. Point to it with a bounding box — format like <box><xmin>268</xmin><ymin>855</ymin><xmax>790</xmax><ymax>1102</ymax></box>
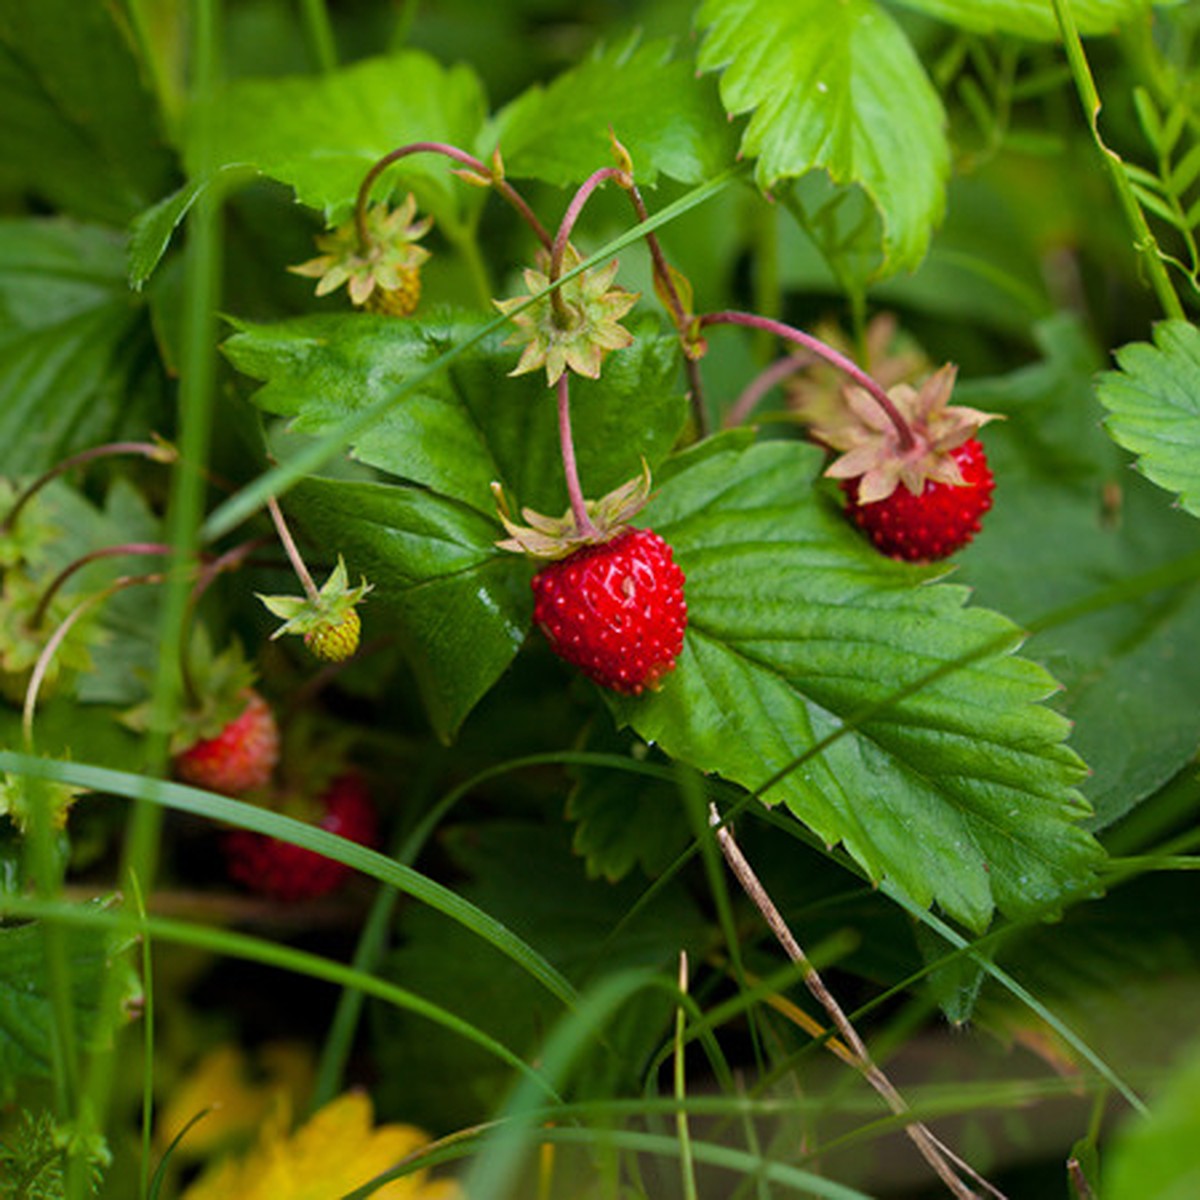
<box><xmin>801</xmin><ymin>364</ymin><xmax>1001</xmax><ymax>505</ymax></box>
<box><xmin>257</xmin><ymin>556</ymin><xmax>372</xmax><ymax>663</ymax></box>
<box><xmin>492</xmin><ymin>463</ymin><xmax>652</xmax><ymax>561</ymax></box>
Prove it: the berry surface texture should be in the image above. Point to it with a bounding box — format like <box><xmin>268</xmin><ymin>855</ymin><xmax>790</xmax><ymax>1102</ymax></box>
<box><xmin>174</xmin><ymin>690</ymin><xmax>280</xmax><ymax>796</ymax></box>
<box><xmin>843</xmin><ymin>437</ymin><xmax>995</xmax><ymax>562</ymax></box>
<box><xmin>532</xmin><ymin>528</ymin><xmax>687</xmax><ymax>695</ymax></box>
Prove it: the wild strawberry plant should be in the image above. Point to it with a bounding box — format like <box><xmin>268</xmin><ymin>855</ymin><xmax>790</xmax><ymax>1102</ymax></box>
<box><xmin>2</xmin><ymin>0</ymin><xmax>1200</xmax><ymax>1197</ymax></box>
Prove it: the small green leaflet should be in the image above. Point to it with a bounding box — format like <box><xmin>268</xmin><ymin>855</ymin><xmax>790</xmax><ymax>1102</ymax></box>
<box><xmin>695</xmin><ymin>0</ymin><xmax>949</xmax><ymax>277</ymax></box>
<box><xmin>495</xmin><ymin>36</ymin><xmax>734</xmax><ymax>187</ymax></box>
<box><xmin>191</xmin><ymin>51</ymin><xmax>487</xmax><ymax>227</ymax></box>
<box><xmin>610</xmin><ymin>438</ymin><xmax>1102</xmax><ymax>933</ymax></box>
<box><xmin>1097</xmin><ymin>320</ymin><xmax>1200</xmax><ymax>519</ymax></box>
<box><xmin>889</xmin><ymin>0</ymin><xmax>1168</xmax><ymax>40</ymax></box>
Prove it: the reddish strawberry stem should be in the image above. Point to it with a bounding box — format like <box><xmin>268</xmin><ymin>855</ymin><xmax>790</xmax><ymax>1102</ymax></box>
<box><xmin>557</xmin><ymin>374</ymin><xmax>597</xmax><ymax>538</ymax></box>
<box><xmin>23</xmin><ymin>573</ymin><xmax>166</xmax><ymax>746</ymax></box>
<box><xmin>724</xmin><ymin>352</ymin><xmax>813</xmax><ymax>429</ymax></box>
<box><xmin>354</xmin><ymin>141</ymin><xmax>552</xmax><ymax>253</ymax></box>
<box><xmin>547</xmin><ymin>166</ymin><xmax>627</xmax><ymax>328</ymax></box>
<box><xmin>625</xmin><ymin>182</ymin><xmax>709</xmax><ymax>435</ymax></box>
<box><xmin>31</xmin><ymin>542</ymin><xmax>176</xmax><ymax>629</ymax></box>
<box><xmin>266</xmin><ymin>495</ymin><xmax>320</xmax><ymax>602</ymax></box>
<box><xmin>700</xmin><ymin>311</ymin><xmax>917</xmax><ymax>452</ymax></box>
<box><xmin>1</xmin><ymin>440</ymin><xmax>174</xmax><ymax>537</ymax></box>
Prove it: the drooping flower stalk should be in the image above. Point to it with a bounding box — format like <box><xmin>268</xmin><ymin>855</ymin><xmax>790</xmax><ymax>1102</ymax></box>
<box><xmin>354</xmin><ymin>141</ymin><xmax>552</xmax><ymax>252</ymax></box>
<box><xmin>700</xmin><ymin>311</ymin><xmax>916</xmax><ymax>452</ymax></box>
<box><xmin>548</xmin><ymin>166</ymin><xmax>628</xmax><ymax>328</ymax></box>
<box><xmin>266</xmin><ymin>495</ymin><xmax>319</xmax><ymax>602</ymax></box>
<box><xmin>724</xmin><ymin>352</ymin><xmax>813</xmax><ymax>429</ymax></box>
<box><xmin>0</xmin><ymin>440</ymin><xmax>176</xmax><ymax>538</ymax></box>
<box><xmin>31</xmin><ymin>543</ymin><xmax>175</xmax><ymax>629</ymax></box>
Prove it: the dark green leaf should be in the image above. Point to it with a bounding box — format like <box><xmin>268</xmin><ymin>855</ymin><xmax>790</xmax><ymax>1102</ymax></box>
<box><xmin>194</xmin><ymin>51</ymin><xmax>487</xmax><ymax>227</ymax></box>
<box><xmin>374</xmin><ymin>820</ymin><xmax>708</xmax><ymax>1130</ymax></box>
<box><xmin>284</xmin><ymin>476</ymin><xmax>532</xmax><ymax>742</ymax></box>
<box><xmin>0</xmin><ymin>220</ymin><xmax>164</xmax><ymax>475</ymax></box>
<box><xmin>955</xmin><ymin>315</ymin><xmax>1200</xmax><ymax>829</ymax></box>
<box><xmin>611</xmin><ymin>438</ymin><xmax>1099</xmax><ymax>932</ymax></box>
<box><xmin>1097</xmin><ymin>320</ymin><xmax>1200</xmax><ymax>517</ymax></box>
<box><xmin>0</xmin><ymin>906</ymin><xmax>140</xmax><ymax>1098</ymax></box>
<box><xmin>0</xmin><ymin>0</ymin><xmax>176</xmax><ymax>224</ymax></box>
<box><xmin>497</xmin><ymin>36</ymin><xmax>735</xmax><ymax>187</ymax></box>
<box><xmin>225</xmin><ymin>312</ymin><xmax>688</xmax><ymax>518</ymax></box>
<box><xmin>889</xmin><ymin>0</ymin><xmax>1160</xmax><ymax>40</ymax></box>
<box><xmin>696</xmin><ymin>0</ymin><xmax>948</xmax><ymax>276</ymax></box>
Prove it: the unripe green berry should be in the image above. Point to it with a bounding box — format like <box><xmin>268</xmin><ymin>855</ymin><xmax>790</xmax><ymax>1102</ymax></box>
<box><xmin>304</xmin><ymin>608</ymin><xmax>361</xmax><ymax>662</ymax></box>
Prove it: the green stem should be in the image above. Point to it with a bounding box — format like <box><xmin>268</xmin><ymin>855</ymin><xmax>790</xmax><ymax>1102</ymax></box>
<box><xmin>298</xmin><ymin>0</ymin><xmax>337</xmax><ymax>72</ymax></box>
<box><xmin>1051</xmin><ymin>0</ymin><xmax>1185</xmax><ymax>320</ymax></box>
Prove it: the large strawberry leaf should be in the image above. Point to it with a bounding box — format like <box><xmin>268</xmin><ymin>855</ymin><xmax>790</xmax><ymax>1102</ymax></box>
<box><xmin>191</xmin><ymin>51</ymin><xmax>487</xmax><ymax>227</ymax></box>
<box><xmin>695</xmin><ymin>0</ymin><xmax>948</xmax><ymax>277</ymax></box>
<box><xmin>890</xmin><ymin>0</ymin><xmax>1164</xmax><ymax>40</ymax></box>
<box><xmin>1095</xmin><ymin>320</ymin><xmax>1200</xmax><ymax>520</ymax></box>
<box><xmin>282</xmin><ymin>476</ymin><xmax>530</xmax><ymax>743</ymax></box>
<box><xmin>496</xmin><ymin>36</ymin><xmax>734</xmax><ymax>188</ymax></box>
<box><xmin>0</xmin><ymin>220</ymin><xmax>164</xmax><ymax>474</ymax></box>
<box><xmin>224</xmin><ymin>312</ymin><xmax>688</xmax><ymax>518</ymax></box>
<box><xmin>611</xmin><ymin>437</ymin><xmax>1100</xmax><ymax>933</ymax></box>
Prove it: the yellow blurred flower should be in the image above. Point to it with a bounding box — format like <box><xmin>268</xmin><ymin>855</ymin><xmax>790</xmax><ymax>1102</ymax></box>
<box><xmin>180</xmin><ymin>1091</ymin><xmax>459</xmax><ymax>1200</ymax></box>
<box><xmin>157</xmin><ymin>1042</ymin><xmax>314</xmax><ymax>1160</ymax></box>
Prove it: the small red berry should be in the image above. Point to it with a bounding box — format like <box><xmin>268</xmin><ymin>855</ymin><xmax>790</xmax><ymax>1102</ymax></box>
<box><xmin>842</xmin><ymin>437</ymin><xmax>994</xmax><ymax>562</ymax></box>
<box><xmin>223</xmin><ymin>772</ymin><xmax>379</xmax><ymax>902</ymax></box>
<box><xmin>175</xmin><ymin>689</ymin><xmax>279</xmax><ymax>796</ymax></box>
<box><xmin>531</xmin><ymin>528</ymin><xmax>687</xmax><ymax>695</ymax></box>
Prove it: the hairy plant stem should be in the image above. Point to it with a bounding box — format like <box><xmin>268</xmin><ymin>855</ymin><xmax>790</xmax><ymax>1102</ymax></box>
<box><xmin>708</xmin><ymin>803</ymin><xmax>1001</xmax><ymax>1200</ymax></box>
<box><xmin>557</xmin><ymin>374</ymin><xmax>597</xmax><ymax>537</ymax></box>
<box><xmin>354</xmin><ymin>141</ymin><xmax>552</xmax><ymax>253</ymax></box>
<box><xmin>0</xmin><ymin>441</ymin><xmax>172</xmax><ymax>538</ymax></box>
<box><xmin>548</xmin><ymin>166</ymin><xmax>626</xmax><ymax>327</ymax></box>
<box><xmin>626</xmin><ymin>183</ymin><xmax>709</xmax><ymax>435</ymax></box>
<box><xmin>700</xmin><ymin>310</ymin><xmax>916</xmax><ymax>451</ymax></box>
<box><xmin>267</xmin><ymin>494</ymin><xmax>319</xmax><ymax>601</ymax></box>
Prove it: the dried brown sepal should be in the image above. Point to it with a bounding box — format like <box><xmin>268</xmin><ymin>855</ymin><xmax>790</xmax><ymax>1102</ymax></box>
<box><xmin>492</xmin><ymin>464</ymin><xmax>653</xmax><ymax>560</ymax></box>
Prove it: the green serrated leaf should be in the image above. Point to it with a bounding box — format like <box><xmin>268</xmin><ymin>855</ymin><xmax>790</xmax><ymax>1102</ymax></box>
<box><xmin>610</xmin><ymin>439</ymin><xmax>1100</xmax><ymax>932</ymax></box>
<box><xmin>224</xmin><ymin>311</ymin><xmax>688</xmax><ymax>518</ymax></box>
<box><xmin>0</xmin><ymin>906</ymin><xmax>140</xmax><ymax>1099</ymax></box>
<box><xmin>0</xmin><ymin>220</ymin><xmax>165</xmax><ymax>475</ymax></box>
<box><xmin>192</xmin><ymin>51</ymin><xmax>487</xmax><ymax>227</ymax></box>
<box><xmin>495</xmin><ymin>36</ymin><xmax>734</xmax><ymax>188</ymax></box>
<box><xmin>954</xmin><ymin>315</ymin><xmax>1200</xmax><ymax>829</ymax></box>
<box><xmin>696</xmin><ymin>0</ymin><xmax>948</xmax><ymax>277</ymax></box>
<box><xmin>282</xmin><ymin>476</ymin><xmax>531</xmax><ymax>742</ymax></box>
<box><xmin>889</xmin><ymin>0</ymin><xmax>1163</xmax><ymax>40</ymax></box>
<box><xmin>1097</xmin><ymin>320</ymin><xmax>1200</xmax><ymax>517</ymax></box>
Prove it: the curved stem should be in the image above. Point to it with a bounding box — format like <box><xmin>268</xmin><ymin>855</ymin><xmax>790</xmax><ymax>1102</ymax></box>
<box><xmin>23</xmin><ymin>575</ymin><xmax>166</xmax><ymax>746</ymax></box>
<box><xmin>548</xmin><ymin>167</ymin><xmax>626</xmax><ymax>327</ymax></box>
<box><xmin>700</xmin><ymin>311</ymin><xmax>915</xmax><ymax>451</ymax></box>
<box><xmin>267</xmin><ymin>495</ymin><xmax>319</xmax><ymax>601</ymax></box>
<box><xmin>354</xmin><ymin>141</ymin><xmax>552</xmax><ymax>252</ymax></box>
<box><xmin>1</xmin><ymin>441</ymin><xmax>172</xmax><ymax>537</ymax></box>
<box><xmin>557</xmin><ymin>374</ymin><xmax>597</xmax><ymax>538</ymax></box>
<box><xmin>31</xmin><ymin>543</ymin><xmax>175</xmax><ymax>629</ymax></box>
<box><xmin>723</xmin><ymin>352</ymin><xmax>813</xmax><ymax>429</ymax></box>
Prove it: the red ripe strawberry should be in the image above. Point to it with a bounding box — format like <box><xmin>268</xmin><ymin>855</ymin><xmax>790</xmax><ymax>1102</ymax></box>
<box><xmin>531</xmin><ymin>528</ymin><xmax>687</xmax><ymax>695</ymax></box>
<box><xmin>842</xmin><ymin>437</ymin><xmax>995</xmax><ymax>562</ymax></box>
<box><xmin>223</xmin><ymin>772</ymin><xmax>378</xmax><ymax>901</ymax></box>
<box><xmin>175</xmin><ymin>689</ymin><xmax>279</xmax><ymax>796</ymax></box>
